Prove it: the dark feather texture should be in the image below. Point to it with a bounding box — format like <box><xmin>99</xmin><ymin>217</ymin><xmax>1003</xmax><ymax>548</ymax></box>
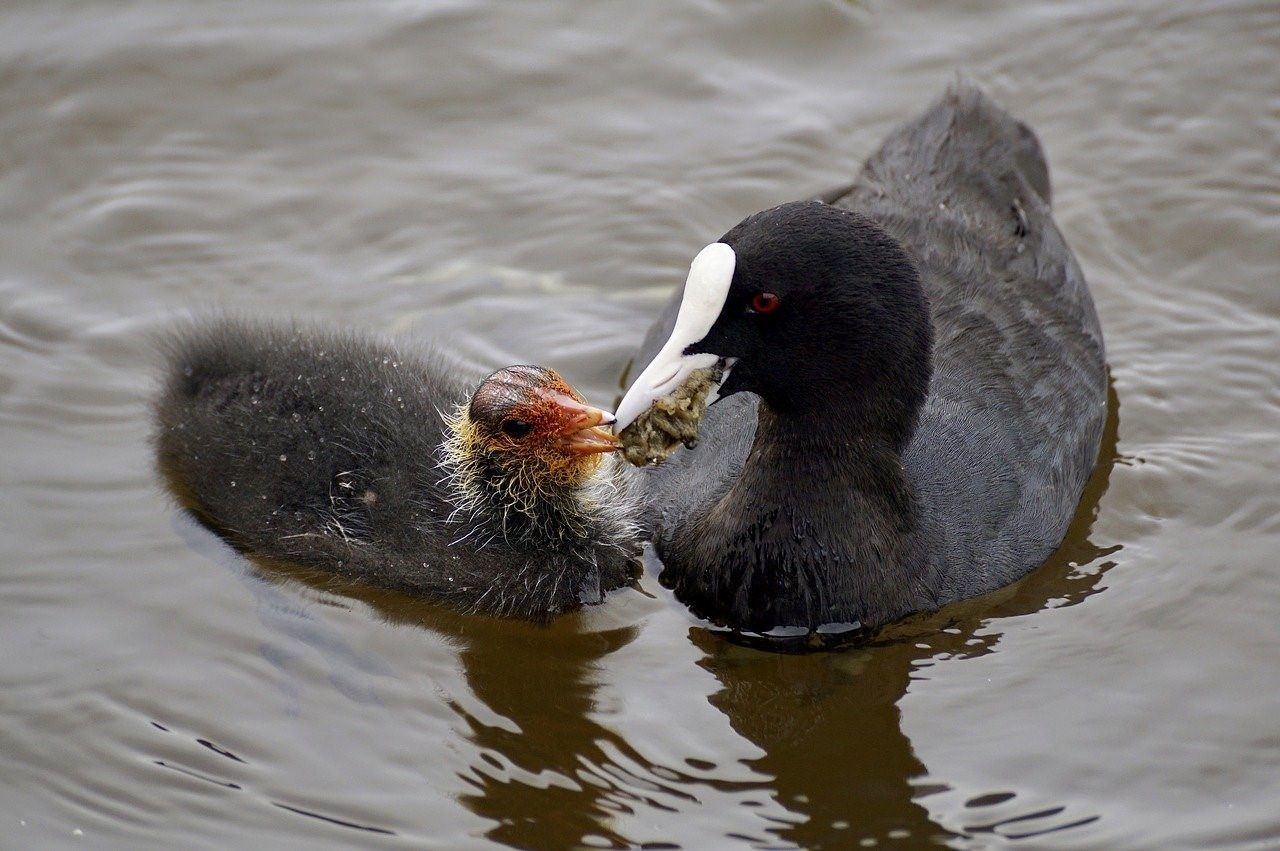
<box><xmin>153</xmin><ymin>319</ymin><xmax>638</xmax><ymax>621</ymax></box>
<box><xmin>634</xmin><ymin>82</ymin><xmax>1106</xmax><ymax>633</ymax></box>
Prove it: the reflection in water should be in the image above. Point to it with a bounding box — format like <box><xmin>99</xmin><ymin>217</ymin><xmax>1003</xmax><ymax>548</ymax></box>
<box><xmin>179</xmin><ymin>513</ymin><xmax>645</xmax><ymax>846</ymax></box>
<box><xmin>691</xmin><ymin>375</ymin><xmax>1121</xmax><ymax>847</ymax></box>
<box><xmin>377</xmin><ymin>602</ymin><xmax>642</xmax><ymax>849</ymax></box>
<box><xmin>174</xmin><ymin>376</ymin><xmax>1120</xmax><ymax>847</ymax></box>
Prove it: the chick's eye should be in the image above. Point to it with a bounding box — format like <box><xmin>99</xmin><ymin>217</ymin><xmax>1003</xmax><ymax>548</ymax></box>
<box><xmin>501</xmin><ymin>418</ymin><xmax>533</xmax><ymax>439</ymax></box>
<box><xmin>749</xmin><ymin>291</ymin><xmax>781</xmax><ymax>314</ymax></box>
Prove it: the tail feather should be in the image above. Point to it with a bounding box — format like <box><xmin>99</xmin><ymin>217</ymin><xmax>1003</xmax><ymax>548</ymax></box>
<box><xmin>939</xmin><ymin>78</ymin><xmax>1052</xmax><ymax>205</ymax></box>
<box><xmin>831</xmin><ymin>78</ymin><xmax>1054</xmax><ymax>216</ymax></box>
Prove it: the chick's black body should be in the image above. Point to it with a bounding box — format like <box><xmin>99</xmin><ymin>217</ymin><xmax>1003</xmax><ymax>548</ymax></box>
<box><xmin>635</xmin><ymin>83</ymin><xmax>1106</xmax><ymax>633</ymax></box>
<box><xmin>155</xmin><ymin>320</ymin><xmax>637</xmax><ymax>620</ymax></box>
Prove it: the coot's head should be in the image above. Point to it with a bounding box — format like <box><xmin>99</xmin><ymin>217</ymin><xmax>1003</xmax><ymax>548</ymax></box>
<box><xmin>448</xmin><ymin>365</ymin><xmax>619</xmax><ymax>490</ymax></box>
<box><xmin>616</xmin><ymin>201</ymin><xmax>933</xmax><ymax>448</ymax></box>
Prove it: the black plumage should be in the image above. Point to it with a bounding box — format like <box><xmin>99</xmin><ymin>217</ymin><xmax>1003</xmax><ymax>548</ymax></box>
<box><xmin>154</xmin><ymin>319</ymin><xmax>638</xmax><ymax>621</ymax></box>
<box><xmin>632</xmin><ymin>82</ymin><xmax>1106</xmax><ymax>634</ymax></box>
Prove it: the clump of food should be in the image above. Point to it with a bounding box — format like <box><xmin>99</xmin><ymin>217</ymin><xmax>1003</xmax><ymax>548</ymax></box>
<box><xmin>618</xmin><ymin>365</ymin><xmax>722</xmax><ymax>466</ymax></box>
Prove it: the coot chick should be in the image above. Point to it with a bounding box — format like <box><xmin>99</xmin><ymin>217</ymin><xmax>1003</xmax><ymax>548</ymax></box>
<box><xmin>155</xmin><ymin>319</ymin><xmax>638</xmax><ymax>620</ymax></box>
<box><xmin>616</xmin><ymin>82</ymin><xmax>1106</xmax><ymax>636</ymax></box>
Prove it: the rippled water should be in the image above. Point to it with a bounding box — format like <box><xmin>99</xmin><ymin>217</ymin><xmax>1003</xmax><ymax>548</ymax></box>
<box><xmin>3</xmin><ymin>1</ymin><xmax>1278</xmax><ymax>848</ymax></box>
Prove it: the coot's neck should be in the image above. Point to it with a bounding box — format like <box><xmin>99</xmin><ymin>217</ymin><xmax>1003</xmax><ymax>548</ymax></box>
<box><xmin>668</xmin><ymin>398</ymin><xmax>934</xmax><ymax>633</ymax></box>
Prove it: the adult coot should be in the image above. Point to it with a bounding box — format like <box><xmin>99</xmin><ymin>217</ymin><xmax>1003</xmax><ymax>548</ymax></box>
<box><xmin>155</xmin><ymin>319</ymin><xmax>638</xmax><ymax>620</ymax></box>
<box><xmin>615</xmin><ymin>82</ymin><xmax>1106</xmax><ymax>635</ymax></box>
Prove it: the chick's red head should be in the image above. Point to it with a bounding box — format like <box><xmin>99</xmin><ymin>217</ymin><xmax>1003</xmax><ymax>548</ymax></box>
<box><xmin>466</xmin><ymin>365</ymin><xmax>618</xmax><ymax>483</ymax></box>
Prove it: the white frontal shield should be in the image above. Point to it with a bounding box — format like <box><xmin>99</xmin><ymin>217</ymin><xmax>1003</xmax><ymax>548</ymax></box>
<box><xmin>614</xmin><ymin>242</ymin><xmax>736</xmax><ymax>431</ymax></box>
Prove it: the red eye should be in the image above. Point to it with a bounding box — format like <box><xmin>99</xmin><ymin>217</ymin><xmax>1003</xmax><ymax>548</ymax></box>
<box><xmin>750</xmin><ymin>291</ymin><xmax>781</xmax><ymax>314</ymax></box>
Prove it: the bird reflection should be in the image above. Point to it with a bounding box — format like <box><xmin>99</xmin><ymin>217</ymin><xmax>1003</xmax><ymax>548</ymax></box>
<box><xmin>172</xmin><ymin>375</ymin><xmax>1120</xmax><ymax>849</ymax></box>
<box><xmin>687</xmin><ymin>374</ymin><xmax>1122</xmax><ymax>847</ymax></box>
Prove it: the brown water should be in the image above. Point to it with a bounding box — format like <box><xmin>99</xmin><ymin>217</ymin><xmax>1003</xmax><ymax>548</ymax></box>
<box><xmin>3</xmin><ymin>1</ymin><xmax>1278</xmax><ymax>848</ymax></box>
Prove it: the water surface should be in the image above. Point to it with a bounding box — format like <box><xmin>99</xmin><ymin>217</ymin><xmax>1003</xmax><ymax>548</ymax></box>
<box><xmin>3</xmin><ymin>1</ymin><xmax>1279</xmax><ymax>848</ymax></box>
